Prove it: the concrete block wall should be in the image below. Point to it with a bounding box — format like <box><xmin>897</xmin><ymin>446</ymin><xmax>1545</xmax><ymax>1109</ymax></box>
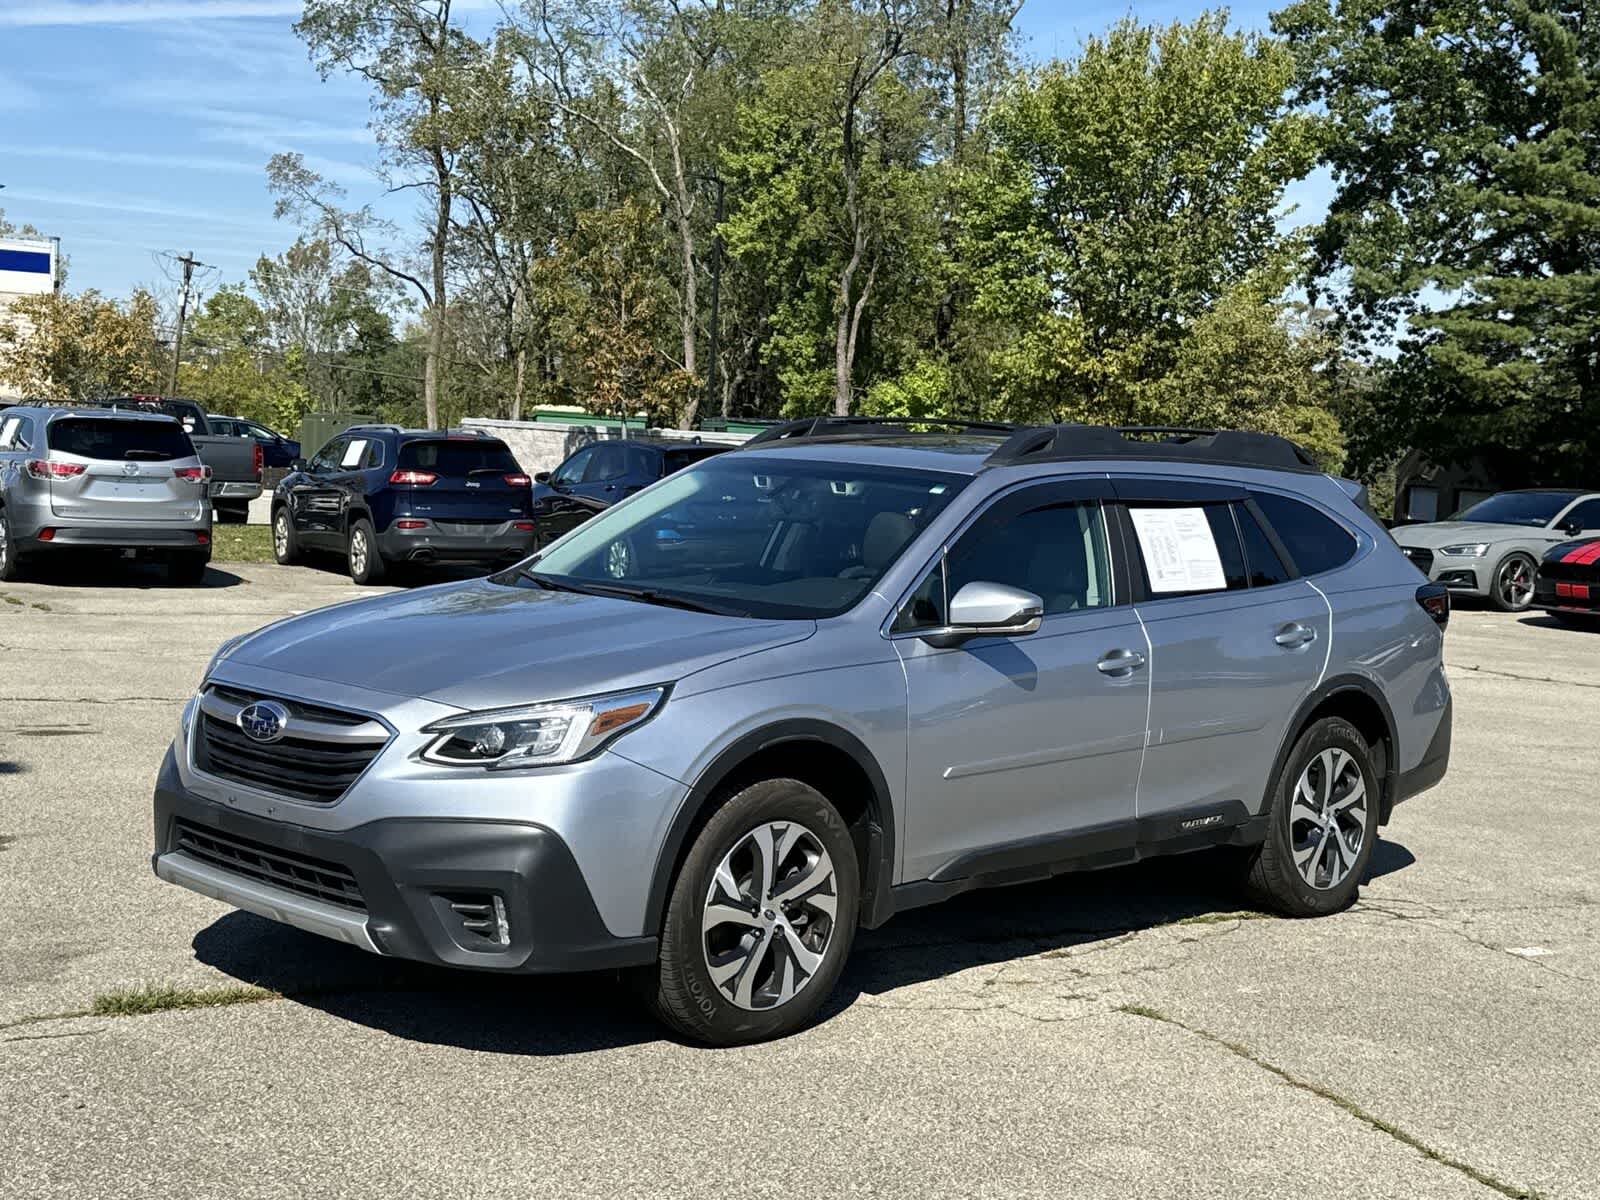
<box><xmin>460</xmin><ymin>418</ymin><xmax>749</xmax><ymax>476</ymax></box>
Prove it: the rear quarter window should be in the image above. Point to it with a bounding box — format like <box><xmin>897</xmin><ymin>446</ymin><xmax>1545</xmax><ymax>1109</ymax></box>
<box><xmin>1252</xmin><ymin>491</ymin><xmax>1358</xmax><ymax>576</ymax></box>
<box><xmin>48</xmin><ymin>418</ymin><xmax>192</xmax><ymax>461</ymax></box>
<box><xmin>399</xmin><ymin>439</ymin><xmax>518</xmax><ymax>476</ymax></box>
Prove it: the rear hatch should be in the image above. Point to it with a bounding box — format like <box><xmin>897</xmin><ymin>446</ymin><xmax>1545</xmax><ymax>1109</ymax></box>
<box><xmin>393</xmin><ymin>437</ymin><xmax>533</xmax><ymax>529</ymax></box>
<box><xmin>44</xmin><ymin>416</ymin><xmax>208</xmax><ymax>524</ymax></box>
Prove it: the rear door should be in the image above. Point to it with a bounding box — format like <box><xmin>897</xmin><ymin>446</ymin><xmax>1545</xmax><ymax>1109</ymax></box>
<box><xmin>44</xmin><ymin>416</ymin><xmax>207</xmax><ymax>525</ymax></box>
<box><xmin>1114</xmin><ymin>477</ymin><xmax>1330</xmax><ymax>834</ymax></box>
<box><xmin>395</xmin><ymin>437</ymin><xmax>531</xmax><ymax>533</ymax></box>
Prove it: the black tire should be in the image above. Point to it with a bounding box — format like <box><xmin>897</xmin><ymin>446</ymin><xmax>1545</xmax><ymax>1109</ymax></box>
<box><xmin>272</xmin><ymin>506</ymin><xmax>301</xmax><ymax>565</ymax></box>
<box><xmin>0</xmin><ymin>507</ymin><xmax>25</xmax><ymax>582</ymax></box>
<box><xmin>1243</xmin><ymin>717</ymin><xmax>1379</xmax><ymax>917</ymax></box>
<box><xmin>1489</xmin><ymin>551</ymin><xmax>1537</xmax><ymax>612</ymax></box>
<box><xmin>168</xmin><ymin>553</ymin><xmax>210</xmax><ymax>586</ymax></box>
<box><xmin>643</xmin><ymin>778</ymin><xmax>860</xmax><ymax>1045</ymax></box>
<box><xmin>347</xmin><ymin>517</ymin><xmax>387</xmax><ymax>585</ymax></box>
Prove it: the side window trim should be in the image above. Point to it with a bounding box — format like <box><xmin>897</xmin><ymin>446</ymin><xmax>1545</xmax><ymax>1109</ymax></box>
<box><xmin>1240</xmin><ymin>495</ymin><xmax>1300</xmax><ymax>580</ymax></box>
<box><xmin>884</xmin><ymin>475</ymin><xmax>1125</xmax><ymax>638</ymax></box>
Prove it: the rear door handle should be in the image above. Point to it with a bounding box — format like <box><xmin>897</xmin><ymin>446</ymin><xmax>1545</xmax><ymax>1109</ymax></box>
<box><xmin>1275</xmin><ymin>622</ymin><xmax>1317</xmax><ymax>648</ymax></box>
<box><xmin>1096</xmin><ymin>648</ymin><xmax>1147</xmax><ymax>675</ymax></box>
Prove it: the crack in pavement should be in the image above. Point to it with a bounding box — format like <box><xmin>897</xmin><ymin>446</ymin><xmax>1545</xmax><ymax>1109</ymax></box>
<box><xmin>1449</xmin><ymin>662</ymin><xmax>1600</xmax><ymax>691</ymax></box>
<box><xmin>1115</xmin><ymin>1004</ymin><xmax>1546</xmax><ymax>1200</ymax></box>
<box><xmin>1351</xmin><ymin>900</ymin><xmax>1599</xmax><ymax>985</ymax></box>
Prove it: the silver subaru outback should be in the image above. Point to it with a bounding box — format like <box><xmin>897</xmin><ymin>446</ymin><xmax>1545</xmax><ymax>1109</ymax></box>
<box><xmin>152</xmin><ymin>420</ymin><xmax>1452</xmax><ymax>1044</ymax></box>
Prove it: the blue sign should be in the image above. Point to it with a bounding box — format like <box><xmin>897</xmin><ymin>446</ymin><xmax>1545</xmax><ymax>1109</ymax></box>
<box><xmin>0</xmin><ymin>249</ymin><xmax>52</xmax><ymax>275</ymax></box>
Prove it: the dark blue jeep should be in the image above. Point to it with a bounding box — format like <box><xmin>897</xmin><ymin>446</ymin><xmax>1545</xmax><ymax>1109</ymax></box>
<box><xmin>271</xmin><ymin>427</ymin><xmax>535</xmax><ymax>584</ymax></box>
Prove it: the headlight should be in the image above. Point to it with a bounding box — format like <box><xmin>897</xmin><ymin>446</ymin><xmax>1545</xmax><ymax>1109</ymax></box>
<box><xmin>1440</xmin><ymin>543</ymin><xmax>1490</xmax><ymax>557</ymax></box>
<box><xmin>420</xmin><ymin>686</ymin><xmax>666</xmax><ymax>770</ymax></box>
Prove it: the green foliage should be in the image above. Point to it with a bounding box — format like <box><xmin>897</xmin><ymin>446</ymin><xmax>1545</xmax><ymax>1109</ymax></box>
<box><xmin>0</xmin><ymin>289</ymin><xmax>162</xmax><ymax>399</ymax></box>
<box><xmin>1276</xmin><ymin>0</ymin><xmax>1600</xmax><ymax>482</ymax></box>
<box><xmin>961</xmin><ymin>15</ymin><xmax>1326</xmax><ymax>428</ymax></box>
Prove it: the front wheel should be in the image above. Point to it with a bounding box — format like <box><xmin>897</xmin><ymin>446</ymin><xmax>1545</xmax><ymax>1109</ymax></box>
<box><xmin>644</xmin><ymin>779</ymin><xmax>860</xmax><ymax>1045</ymax></box>
<box><xmin>1244</xmin><ymin>717</ymin><xmax>1379</xmax><ymax>917</ymax></box>
<box><xmin>1490</xmin><ymin>552</ymin><xmax>1536</xmax><ymax>612</ymax></box>
<box><xmin>272</xmin><ymin>507</ymin><xmax>300</xmax><ymax>565</ymax></box>
<box><xmin>347</xmin><ymin>518</ymin><xmax>386</xmax><ymax>585</ymax></box>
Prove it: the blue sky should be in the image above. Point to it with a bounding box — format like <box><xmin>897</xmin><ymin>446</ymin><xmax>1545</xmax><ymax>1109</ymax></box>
<box><xmin>0</xmin><ymin>0</ymin><xmax>1303</xmax><ymax>303</ymax></box>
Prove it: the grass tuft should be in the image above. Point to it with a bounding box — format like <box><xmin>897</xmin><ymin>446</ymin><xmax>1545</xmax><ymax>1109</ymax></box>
<box><xmin>91</xmin><ymin>983</ymin><xmax>277</xmax><ymax>1017</ymax></box>
<box><xmin>1174</xmin><ymin>909</ymin><xmax>1273</xmax><ymax>926</ymax></box>
<box><xmin>1116</xmin><ymin>1003</ymin><xmax>1169</xmax><ymax>1021</ymax></box>
<box><xmin>210</xmin><ymin>524</ymin><xmax>275</xmax><ymax>563</ymax></box>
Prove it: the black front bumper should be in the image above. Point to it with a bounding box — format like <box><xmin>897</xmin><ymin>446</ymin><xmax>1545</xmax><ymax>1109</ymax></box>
<box><xmin>152</xmin><ymin>750</ymin><xmax>657</xmax><ymax>974</ymax></box>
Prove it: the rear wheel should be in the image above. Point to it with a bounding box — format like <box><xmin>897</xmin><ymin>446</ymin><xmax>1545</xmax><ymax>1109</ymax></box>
<box><xmin>168</xmin><ymin>553</ymin><xmax>209</xmax><ymax>586</ymax></box>
<box><xmin>1244</xmin><ymin>717</ymin><xmax>1379</xmax><ymax>916</ymax></box>
<box><xmin>0</xmin><ymin>508</ymin><xmax>25</xmax><ymax>582</ymax></box>
<box><xmin>347</xmin><ymin>517</ymin><xmax>387</xmax><ymax>585</ymax></box>
<box><xmin>643</xmin><ymin>779</ymin><xmax>859</xmax><ymax>1045</ymax></box>
<box><xmin>1490</xmin><ymin>552</ymin><xmax>1536</xmax><ymax>612</ymax></box>
<box><xmin>272</xmin><ymin>507</ymin><xmax>300</xmax><ymax>565</ymax></box>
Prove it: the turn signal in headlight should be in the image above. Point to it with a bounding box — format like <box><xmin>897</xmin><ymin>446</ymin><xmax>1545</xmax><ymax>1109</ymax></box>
<box><xmin>420</xmin><ymin>687</ymin><xmax>666</xmax><ymax>769</ymax></box>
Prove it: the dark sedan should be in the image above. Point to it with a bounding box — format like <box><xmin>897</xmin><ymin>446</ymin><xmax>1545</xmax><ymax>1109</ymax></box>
<box><xmin>1533</xmin><ymin>538</ymin><xmax>1600</xmax><ymax>625</ymax></box>
<box><xmin>530</xmin><ymin>438</ymin><xmax>727</xmax><ymax>550</ymax></box>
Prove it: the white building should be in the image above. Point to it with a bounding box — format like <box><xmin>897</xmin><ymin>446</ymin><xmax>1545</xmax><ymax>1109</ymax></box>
<box><xmin>0</xmin><ymin>236</ymin><xmax>61</xmax><ymax>399</ymax></box>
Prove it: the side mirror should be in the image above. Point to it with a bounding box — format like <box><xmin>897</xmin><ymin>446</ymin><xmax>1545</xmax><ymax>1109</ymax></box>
<box><xmin>534</xmin><ymin>471</ymin><xmax>552</xmax><ymax>484</ymax></box>
<box><xmin>1563</xmin><ymin>519</ymin><xmax>1584</xmax><ymax>537</ymax></box>
<box><xmin>924</xmin><ymin>581</ymin><xmax>1044</xmax><ymax>646</ymax></box>
<box><xmin>291</xmin><ymin>457</ymin><xmax>308</xmax><ymax>472</ymax></box>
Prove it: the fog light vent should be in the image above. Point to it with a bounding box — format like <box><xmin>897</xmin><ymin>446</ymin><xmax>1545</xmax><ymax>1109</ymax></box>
<box><xmin>440</xmin><ymin>892</ymin><xmax>510</xmax><ymax>948</ymax></box>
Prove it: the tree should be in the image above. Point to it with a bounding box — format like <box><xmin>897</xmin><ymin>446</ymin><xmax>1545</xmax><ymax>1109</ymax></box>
<box><xmin>175</xmin><ymin>286</ymin><xmax>313</xmax><ymax>431</ymax></box>
<box><xmin>1274</xmin><ymin>0</ymin><xmax>1600</xmax><ymax>483</ymax></box>
<box><xmin>0</xmin><ymin>290</ymin><xmax>161</xmax><ymax>399</ymax></box>
<box><xmin>288</xmin><ymin>0</ymin><xmax>478</xmax><ymax>427</ymax></box>
<box><xmin>961</xmin><ymin>14</ymin><xmax>1325</xmax><ymax>423</ymax></box>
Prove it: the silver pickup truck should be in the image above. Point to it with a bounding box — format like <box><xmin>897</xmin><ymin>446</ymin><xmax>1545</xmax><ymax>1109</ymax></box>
<box><xmin>0</xmin><ymin>404</ymin><xmax>214</xmax><ymax>583</ymax></box>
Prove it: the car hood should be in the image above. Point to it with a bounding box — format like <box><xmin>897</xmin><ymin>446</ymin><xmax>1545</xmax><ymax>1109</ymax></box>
<box><xmin>224</xmin><ymin>577</ymin><xmax>815</xmax><ymax>710</ymax></box>
<box><xmin>1391</xmin><ymin>521</ymin><xmax>1552</xmax><ymax>549</ymax></box>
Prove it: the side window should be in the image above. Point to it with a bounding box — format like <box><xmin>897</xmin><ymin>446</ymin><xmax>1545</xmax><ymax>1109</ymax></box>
<box><xmin>1126</xmin><ymin>503</ymin><xmax>1247</xmax><ymax>596</ymax></box>
<box><xmin>1252</xmin><ymin>491</ymin><xmax>1358</xmax><ymax>576</ymax></box>
<box><xmin>896</xmin><ymin>497</ymin><xmax>1115</xmax><ymax>631</ymax></box>
<box><xmin>0</xmin><ymin>415</ymin><xmax>25</xmax><ymax>450</ymax></box>
<box><xmin>585</xmin><ymin>443</ymin><xmax>628</xmax><ymax>482</ymax></box>
<box><xmin>1237</xmin><ymin>503</ymin><xmax>1292</xmax><ymax>587</ymax></box>
<box><xmin>552</xmin><ymin>446</ymin><xmax>595</xmax><ymax>486</ymax></box>
<box><xmin>1561</xmin><ymin>498</ymin><xmax>1600</xmax><ymax>531</ymax></box>
<box><xmin>309</xmin><ymin>437</ymin><xmax>346</xmax><ymax>473</ymax></box>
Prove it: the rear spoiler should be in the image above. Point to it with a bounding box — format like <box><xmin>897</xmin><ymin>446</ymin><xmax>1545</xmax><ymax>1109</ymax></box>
<box><xmin>1330</xmin><ymin>475</ymin><xmax>1383</xmax><ymax>524</ymax></box>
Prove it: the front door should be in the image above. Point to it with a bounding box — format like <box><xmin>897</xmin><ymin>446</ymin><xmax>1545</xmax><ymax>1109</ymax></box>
<box><xmin>893</xmin><ymin>479</ymin><xmax>1150</xmax><ymax>882</ymax></box>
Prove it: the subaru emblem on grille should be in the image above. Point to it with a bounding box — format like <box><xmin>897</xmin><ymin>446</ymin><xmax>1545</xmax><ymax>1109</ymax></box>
<box><xmin>238</xmin><ymin>700</ymin><xmax>290</xmax><ymax>744</ymax></box>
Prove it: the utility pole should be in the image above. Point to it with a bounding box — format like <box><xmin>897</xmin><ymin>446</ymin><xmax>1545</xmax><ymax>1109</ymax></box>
<box><xmin>166</xmin><ymin>251</ymin><xmax>208</xmax><ymax>396</ymax></box>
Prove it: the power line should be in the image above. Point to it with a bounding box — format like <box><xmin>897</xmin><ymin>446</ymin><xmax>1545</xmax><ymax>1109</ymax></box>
<box><xmin>163</xmin><ymin>250</ymin><xmax>212</xmax><ymax>395</ymax></box>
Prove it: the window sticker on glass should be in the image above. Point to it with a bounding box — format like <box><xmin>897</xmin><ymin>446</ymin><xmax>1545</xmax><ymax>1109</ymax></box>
<box><xmin>1130</xmin><ymin>506</ymin><xmax>1227</xmax><ymax>593</ymax></box>
<box><xmin>340</xmin><ymin>438</ymin><xmax>369</xmax><ymax>468</ymax></box>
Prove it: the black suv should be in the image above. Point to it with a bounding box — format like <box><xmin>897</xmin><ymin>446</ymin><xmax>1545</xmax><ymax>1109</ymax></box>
<box><xmin>531</xmin><ymin>437</ymin><xmax>727</xmax><ymax>550</ymax></box>
<box><xmin>272</xmin><ymin>427</ymin><xmax>535</xmax><ymax>583</ymax></box>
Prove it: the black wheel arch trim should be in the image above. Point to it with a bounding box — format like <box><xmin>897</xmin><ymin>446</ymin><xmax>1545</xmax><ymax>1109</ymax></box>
<box><xmin>642</xmin><ymin>719</ymin><xmax>898</xmax><ymax>937</ymax></box>
<box><xmin>1268</xmin><ymin>674</ymin><xmax>1402</xmax><ymax>825</ymax></box>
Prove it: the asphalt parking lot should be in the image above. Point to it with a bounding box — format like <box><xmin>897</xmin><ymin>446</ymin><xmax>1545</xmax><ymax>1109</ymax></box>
<box><xmin>2</xmin><ymin>562</ymin><xmax>1597</xmax><ymax>1199</ymax></box>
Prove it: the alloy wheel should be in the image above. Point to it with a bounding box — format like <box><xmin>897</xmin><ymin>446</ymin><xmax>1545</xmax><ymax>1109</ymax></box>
<box><xmin>273</xmin><ymin>513</ymin><xmax>289</xmax><ymax>558</ymax></box>
<box><xmin>701</xmin><ymin>821</ymin><xmax>839</xmax><ymax>1011</ymax></box>
<box><xmin>0</xmin><ymin>517</ymin><xmax>8</xmax><ymax>574</ymax></box>
<box><xmin>1288</xmin><ymin>748</ymin><xmax>1367</xmax><ymax>890</ymax></box>
<box><xmin>605</xmin><ymin>538</ymin><xmax>632</xmax><ymax>579</ymax></box>
<box><xmin>350</xmin><ymin>529</ymin><xmax>368</xmax><ymax>576</ymax></box>
<box><xmin>1497</xmin><ymin>556</ymin><xmax>1534</xmax><ymax>610</ymax></box>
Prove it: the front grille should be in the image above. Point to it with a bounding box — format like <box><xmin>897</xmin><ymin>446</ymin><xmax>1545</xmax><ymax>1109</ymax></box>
<box><xmin>196</xmin><ymin>708</ymin><xmax>387</xmax><ymax>804</ymax></box>
<box><xmin>1402</xmin><ymin>546</ymin><xmax>1434</xmax><ymax>574</ymax></box>
<box><xmin>175</xmin><ymin>819</ymin><xmax>365</xmax><ymax>910</ymax></box>
<box><xmin>207</xmin><ymin>684</ymin><xmax>371</xmax><ymax>727</ymax></box>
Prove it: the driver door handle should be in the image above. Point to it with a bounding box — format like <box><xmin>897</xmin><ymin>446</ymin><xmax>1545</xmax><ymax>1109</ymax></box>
<box><xmin>1274</xmin><ymin>622</ymin><xmax>1318</xmax><ymax>648</ymax></box>
<box><xmin>1096</xmin><ymin>648</ymin><xmax>1146</xmax><ymax>675</ymax></box>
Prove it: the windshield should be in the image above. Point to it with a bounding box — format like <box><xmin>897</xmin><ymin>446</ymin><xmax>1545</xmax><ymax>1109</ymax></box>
<box><xmin>49</xmin><ymin>417</ymin><xmax>192</xmax><ymax>461</ymax></box>
<box><xmin>1449</xmin><ymin>492</ymin><xmax>1580</xmax><ymax>527</ymax></box>
<box><xmin>507</xmin><ymin>456</ymin><xmax>968</xmax><ymax>619</ymax></box>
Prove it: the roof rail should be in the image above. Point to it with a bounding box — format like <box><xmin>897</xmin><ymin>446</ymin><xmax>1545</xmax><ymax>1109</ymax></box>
<box><xmin>344</xmin><ymin>423</ymin><xmax>404</xmax><ymax>434</ymax></box>
<box><xmin>985</xmin><ymin>424</ymin><xmax>1321</xmax><ymax>473</ymax></box>
<box><xmin>741</xmin><ymin>415</ymin><xmax>1018</xmax><ymax>447</ymax></box>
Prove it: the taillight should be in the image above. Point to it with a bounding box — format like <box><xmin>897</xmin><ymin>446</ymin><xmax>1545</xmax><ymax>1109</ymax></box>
<box><xmin>253</xmin><ymin>442</ymin><xmax>263</xmax><ymax>477</ymax></box>
<box><xmin>37</xmin><ymin>527</ymin><xmax>56</xmax><ymax>541</ymax></box>
<box><xmin>174</xmin><ymin>465</ymin><xmax>213</xmax><ymax>483</ymax></box>
<box><xmin>389</xmin><ymin>470</ymin><xmax>437</xmax><ymax>486</ymax></box>
<box><xmin>395</xmin><ymin>519</ymin><xmax>427</xmax><ymax>530</ymax></box>
<box><xmin>513</xmin><ymin>521</ymin><xmax>536</xmax><ymax>531</ymax></box>
<box><xmin>1416</xmin><ymin>582</ymin><xmax>1450</xmax><ymax>629</ymax></box>
<box><xmin>195</xmin><ymin>531</ymin><xmax>210</xmax><ymax>545</ymax></box>
<box><xmin>504</xmin><ymin>473</ymin><xmax>531</xmax><ymax>488</ymax></box>
<box><xmin>26</xmin><ymin>459</ymin><xmax>86</xmax><ymax>480</ymax></box>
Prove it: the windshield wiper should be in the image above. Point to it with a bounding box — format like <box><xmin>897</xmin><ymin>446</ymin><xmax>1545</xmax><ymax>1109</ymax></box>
<box><xmin>519</xmin><ymin>571</ymin><xmax>745</xmax><ymax>616</ymax></box>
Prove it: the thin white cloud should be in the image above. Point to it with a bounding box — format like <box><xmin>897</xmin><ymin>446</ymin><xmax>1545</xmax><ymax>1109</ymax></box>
<box><xmin>0</xmin><ymin>142</ymin><xmax>263</xmax><ymax>175</ymax></box>
<box><xmin>1</xmin><ymin>187</ymin><xmax>280</xmax><ymax>234</ymax></box>
<box><xmin>0</xmin><ymin>2</ymin><xmax>301</xmax><ymax>26</ymax></box>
